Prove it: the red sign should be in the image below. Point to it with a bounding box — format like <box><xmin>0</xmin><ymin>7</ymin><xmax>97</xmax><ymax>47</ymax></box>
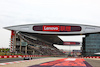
<box><xmin>11</xmin><ymin>30</ymin><xmax>15</xmax><ymax>36</ymax></box>
<box><xmin>63</xmin><ymin>42</ymin><xmax>80</xmax><ymax>45</ymax></box>
<box><xmin>43</xmin><ymin>25</ymin><xmax>71</xmax><ymax>32</ymax></box>
<box><xmin>10</xmin><ymin>30</ymin><xmax>14</xmax><ymax>52</ymax></box>
<box><xmin>60</xmin><ymin>26</ymin><xmax>71</xmax><ymax>31</ymax></box>
<box><xmin>64</xmin><ymin>42</ymin><xmax>76</xmax><ymax>45</ymax></box>
<box><xmin>43</xmin><ymin>25</ymin><xmax>59</xmax><ymax>32</ymax></box>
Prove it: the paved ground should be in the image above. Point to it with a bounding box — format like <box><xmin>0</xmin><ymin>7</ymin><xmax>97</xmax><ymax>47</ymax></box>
<box><xmin>84</xmin><ymin>58</ymin><xmax>100</xmax><ymax>67</ymax></box>
<box><xmin>29</xmin><ymin>58</ymin><xmax>92</xmax><ymax>67</ymax></box>
<box><xmin>0</xmin><ymin>57</ymin><xmax>93</xmax><ymax>67</ymax></box>
<box><xmin>0</xmin><ymin>57</ymin><xmax>47</xmax><ymax>63</ymax></box>
<box><xmin>0</xmin><ymin>57</ymin><xmax>63</xmax><ymax>67</ymax></box>
<box><xmin>0</xmin><ymin>58</ymin><xmax>23</xmax><ymax>63</ymax></box>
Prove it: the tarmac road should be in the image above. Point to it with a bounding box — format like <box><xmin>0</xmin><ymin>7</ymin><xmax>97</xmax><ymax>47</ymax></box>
<box><xmin>1</xmin><ymin>57</ymin><xmax>99</xmax><ymax>67</ymax></box>
<box><xmin>0</xmin><ymin>57</ymin><xmax>64</xmax><ymax>67</ymax></box>
<box><xmin>0</xmin><ymin>58</ymin><xmax>92</xmax><ymax>67</ymax></box>
<box><xmin>84</xmin><ymin>58</ymin><xmax>100</xmax><ymax>67</ymax></box>
<box><xmin>0</xmin><ymin>57</ymin><xmax>43</xmax><ymax>63</ymax></box>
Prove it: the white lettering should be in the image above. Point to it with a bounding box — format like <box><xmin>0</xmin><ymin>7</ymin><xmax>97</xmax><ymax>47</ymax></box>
<box><xmin>64</xmin><ymin>43</ymin><xmax>70</xmax><ymax>44</ymax></box>
<box><xmin>44</xmin><ymin>26</ymin><xmax>58</xmax><ymax>30</ymax></box>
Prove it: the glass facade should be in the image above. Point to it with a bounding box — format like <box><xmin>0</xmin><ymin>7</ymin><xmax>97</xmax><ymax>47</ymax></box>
<box><xmin>83</xmin><ymin>34</ymin><xmax>100</xmax><ymax>56</ymax></box>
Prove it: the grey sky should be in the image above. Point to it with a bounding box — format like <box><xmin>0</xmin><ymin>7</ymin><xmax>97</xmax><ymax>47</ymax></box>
<box><xmin>0</xmin><ymin>0</ymin><xmax>100</xmax><ymax>49</ymax></box>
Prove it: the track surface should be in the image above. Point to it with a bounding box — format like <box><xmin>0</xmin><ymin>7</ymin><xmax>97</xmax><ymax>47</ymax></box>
<box><xmin>29</xmin><ymin>58</ymin><xmax>92</xmax><ymax>67</ymax></box>
<box><xmin>0</xmin><ymin>57</ymin><xmax>42</xmax><ymax>63</ymax></box>
<box><xmin>1</xmin><ymin>57</ymin><xmax>100</xmax><ymax>67</ymax></box>
<box><xmin>84</xmin><ymin>58</ymin><xmax>100</xmax><ymax>67</ymax></box>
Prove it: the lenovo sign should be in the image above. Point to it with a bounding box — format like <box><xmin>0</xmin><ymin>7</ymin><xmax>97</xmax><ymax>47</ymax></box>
<box><xmin>33</xmin><ymin>25</ymin><xmax>81</xmax><ymax>32</ymax></box>
<box><xmin>43</xmin><ymin>25</ymin><xmax>59</xmax><ymax>31</ymax></box>
<box><xmin>43</xmin><ymin>25</ymin><xmax>71</xmax><ymax>32</ymax></box>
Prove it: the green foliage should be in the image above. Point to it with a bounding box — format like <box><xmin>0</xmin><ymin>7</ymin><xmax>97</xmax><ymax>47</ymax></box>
<box><xmin>0</xmin><ymin>52</ymin><xmax>24</xmax><ymax>56</ymax></box>
<box><xmin>0</xmin><ymin>48</ymin><xmax>10</xmax><ymax>52</ymax></box>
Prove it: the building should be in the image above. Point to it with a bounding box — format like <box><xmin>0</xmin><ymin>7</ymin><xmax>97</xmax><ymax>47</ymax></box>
<box><xmin>82</xmin><ymin>34</ymin><xmax>100</xmax><ymax>56</ymax></box>
<box><xmin>4</xmin><ymin>23</ymin><xmax>100</xmax><ymax>56</ymax></box>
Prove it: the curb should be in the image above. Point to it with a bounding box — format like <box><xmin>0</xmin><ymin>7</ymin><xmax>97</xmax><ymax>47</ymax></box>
<box><xmin>84</xmin><ymin>56</ymin><xmax>100</xmax><ymax>58</ymax></box>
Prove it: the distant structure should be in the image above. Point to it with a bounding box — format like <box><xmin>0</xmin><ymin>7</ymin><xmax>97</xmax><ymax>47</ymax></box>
<box><xmin>82</xmin><ymin>34</ymin><xmax>100</xmax><ymax>56</ymax></box>
<box><xmin>4</xmin><ymin>23</ymin><xmax>100</xmax><ymax>56</ymax></box>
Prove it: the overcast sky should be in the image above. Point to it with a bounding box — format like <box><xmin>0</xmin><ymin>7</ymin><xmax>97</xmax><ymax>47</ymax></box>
<box><xmin>0</xmin><ymin>0</ymin><xmax>100</xmax><ymax>50</ymax></box>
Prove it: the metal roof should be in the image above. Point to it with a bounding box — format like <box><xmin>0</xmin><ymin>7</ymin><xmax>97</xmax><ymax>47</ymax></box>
<box><xmin>4</xmin><ymin>23</ymin><xmax>100</xmax><ymax>34</ymax></box>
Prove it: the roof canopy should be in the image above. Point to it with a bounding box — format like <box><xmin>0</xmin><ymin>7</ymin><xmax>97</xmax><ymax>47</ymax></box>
<box><xmin>4</xmin><ymin>23</ymin><xmax>100</xmax><ymax>45</ymax></box>
<box><xmin>4</xmin><ymin>23</ymin><xmax>100</xmax><ymax>35</ymax></box>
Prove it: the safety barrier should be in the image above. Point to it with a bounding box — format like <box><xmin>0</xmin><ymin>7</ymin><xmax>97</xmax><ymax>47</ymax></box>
<box><xmin>0</xmin><ymin>55</ymin><xmax>63</xmax><ymax>59</ymax></box>
<box><xmin>84</xmin><ymin>56</ymin><xmax>100</xmax><ymax>58</ymax></box>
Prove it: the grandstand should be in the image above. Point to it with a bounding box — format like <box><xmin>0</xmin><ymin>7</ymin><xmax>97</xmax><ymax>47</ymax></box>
<box><xmin>4</xmin><ymin>23</ymin><xmax>100</xmax><ymax>56</ymax></box>
<box><xmin>9</xmin><ymin>31</ymin><xmax>64</xmax><ymax>55</ymax></box>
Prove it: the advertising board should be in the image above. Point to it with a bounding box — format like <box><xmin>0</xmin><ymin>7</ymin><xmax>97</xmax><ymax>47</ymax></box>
<box><xmin>63</xmin><ymin>42</ymin><xmax>80</xmax><ymax>45</ymax></box>
<box><xmin>33</xmin><ymin>25</ymin><xmax>81</xmax><ymax>32</ymax></box>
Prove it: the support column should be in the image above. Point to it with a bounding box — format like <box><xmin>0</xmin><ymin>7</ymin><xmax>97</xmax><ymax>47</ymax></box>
<box><xmin>14</xmin><ymin>31</ymin><xmax>16</xmax><ymax>53</ymax></box>
<box><xmin>32</xmin><ymin>50</ymin><xmax>35</xmax><ymax>55</ymax></box>
<box><xmin>25</xmin><ymin>46</ymin><xmax>27</xmax><ymax>55</ymax></box>
<box><xmin>20</xmin><ymin>37</ymin><xmax>22</xmax><ymax>53</ymax></box>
